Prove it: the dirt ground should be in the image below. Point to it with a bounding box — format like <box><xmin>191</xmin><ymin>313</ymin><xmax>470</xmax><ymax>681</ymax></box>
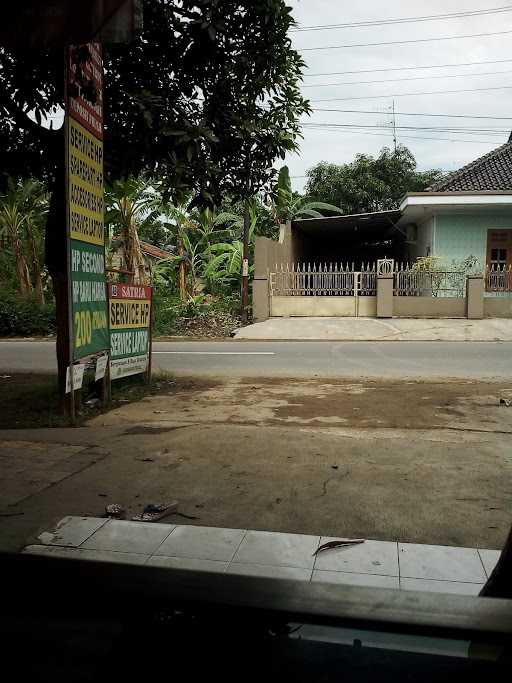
<box><xmin>1</xmin><ymin>376</ymin><xmax>512</xmax><ymax>552</ymax></box>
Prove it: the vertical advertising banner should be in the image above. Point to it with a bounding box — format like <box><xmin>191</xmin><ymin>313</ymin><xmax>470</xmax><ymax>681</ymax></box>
<box><xmin>108</xmin><ymin>284</ymin><xmax>153</xmax><ymax>380</ymax></box>
<box><xmin>66</xmin><ymin>43</ymin><xmax>109</xmax><ymax>361</ymax></box>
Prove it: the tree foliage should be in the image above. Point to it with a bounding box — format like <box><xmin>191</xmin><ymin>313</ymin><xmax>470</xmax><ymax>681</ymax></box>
<box><xmin>305</xmin><ymin>146</ymin><xmax>443</xmax><ymax>215</ymax></box>
<box><xmin>269</xmin><ymin>166</ymin><xmax>342</xmax><ymax>223</ymax></box>
<box><xmin>0</xmin><ymin>177</ymin><xmax>48</xmax><ymax>302</ymax></box>
<box><xmin>0</xmin><ymin>1</ymin><xmax>309</xmax><ymax>206</ymax></box>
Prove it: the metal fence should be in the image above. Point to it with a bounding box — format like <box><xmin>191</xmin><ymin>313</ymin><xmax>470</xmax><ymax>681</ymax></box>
<box><xmin>269</xmin><ymin>263</ymin><xmax>376</xmax><ymax>296</ymax></box>
<box><xmin>269</xmin><ymin>262</ymin><xmax>512</xmax><ymax>299</ymax></box>
<box><xmin>393</xmin><ymin>264</ymin><xmax>468</xmax><ymax>298</ymax></box>
<box><xmin>485</xmin><ymin>264</ymin><xmax>512</xmax><ymax>296</ymax></box>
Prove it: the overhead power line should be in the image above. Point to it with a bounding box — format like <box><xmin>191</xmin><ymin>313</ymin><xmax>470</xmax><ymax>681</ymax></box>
<box><xmin>291</xmin><ymin>5</ymin><xmax>512</xmax><ymax>32</ymax></box>
<box><xmin>301</xmin><ymin>125</ymin><xmax>502</xmax><ymax>145</ymax></box>
<box><xmin>299</xmin><ymin>29</ymin><xmax>512</xmax><ymax>52</ymax></box>
<box><xmin>304</xmin><ymin>57</ymin><xmax>512</xmax><ymax>78</ymax></box>
<box><xmin>301</xmin><ymin>69</ymin><xmax>512</xmax><ymax>89</ymax></box>
<box><xmin>312</xmin><ymin>108</ymin><xmax>512</xmax><ymax>121</ymax></box>
<box><xmin>301</xmin><ymin>122</ymin><xmax>508</xmax><ymax>134</ymax></box>
<box><xmin>311</xmin><ymin>84</ymin><xmax>512</xmax><ymax>102</ymax></box>
<box><xmin>304</xmin><ymin>58</ymin><xmax>512</xmax><ymax>79</ymax></box>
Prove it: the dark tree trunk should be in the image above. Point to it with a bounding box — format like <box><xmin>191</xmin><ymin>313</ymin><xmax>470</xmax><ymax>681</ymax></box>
<box><xmin>240</xmin><ymin>201</ymin><xmax>250</xmax><ymax>324</ymax></box>
<box><xmin>480</xmin><ymin>526</ymin><xmax>512</xmax><ymax>599</ymax></box>
<box><xmin>44</xmin><ymin>139</ymin><xmax>71</xmax><ymax>408</ymax></box>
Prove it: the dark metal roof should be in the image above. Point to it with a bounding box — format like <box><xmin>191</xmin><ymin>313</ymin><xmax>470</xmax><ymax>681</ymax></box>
<box><xmin>292</xmin><ymin>209</ymin><xmax>402</xmax><ymax>236</ymax></box>
<box><xmin>428</xmin><ymin>140</ymin><xmax>512</xmax><ymax>192</ymax></box>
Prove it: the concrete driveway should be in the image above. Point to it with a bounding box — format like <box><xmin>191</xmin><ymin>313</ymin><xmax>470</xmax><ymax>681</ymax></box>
<box><xmin>1</xmin><ymin>376</ymin><xmax>511</xmax><ymax>552</ymax></box>
<box><xmin>235</xmin><ymin>317</ymin><xmax>512</xmax><ymax>341</ymax></box>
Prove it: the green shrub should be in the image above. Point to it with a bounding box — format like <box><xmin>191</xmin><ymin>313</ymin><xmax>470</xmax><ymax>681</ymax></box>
<box><xmin>0</xmin><ymin>292</ymin><xmax>56</xmax><ymax>336</ymax></box>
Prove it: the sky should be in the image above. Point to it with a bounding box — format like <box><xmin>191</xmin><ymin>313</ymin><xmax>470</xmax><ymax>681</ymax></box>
<box><xmin>285</xmin><ymin>0</ymin><xmax>512</xmax><ymax>191</ymax></box>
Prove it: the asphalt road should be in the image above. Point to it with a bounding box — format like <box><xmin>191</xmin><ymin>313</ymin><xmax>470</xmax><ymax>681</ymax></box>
<box><xmin>0</xmin><ymin>339</ymin><xmax>511</xmax><ymax>379</ymax></box>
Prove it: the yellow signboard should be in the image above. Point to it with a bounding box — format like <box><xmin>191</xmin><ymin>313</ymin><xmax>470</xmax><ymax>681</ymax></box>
<box><xmin>109</xmin><ymin>299</ymin><xmax>152</xmax><ymax>329</ymax></box>
<box><xmin>68</xmin><ymin>117</ymin><xmax>104</xmax><ymax>246</ymax></box>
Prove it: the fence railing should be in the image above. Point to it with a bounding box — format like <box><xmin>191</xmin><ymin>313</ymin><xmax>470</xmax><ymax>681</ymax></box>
<box><xmin>485</xmin><ymin>264</ymin><xmax>512</xmax><ymax>296</ymax></box>
<box><xmin>393</xmin><ymin>264</ymin><xmax>468</xmax><ymax>298</ymax></box>
<box><xmin>269</xmin><ymin>263</ymin><xmax>376</xmax><ymax>296</ymax></box>
<box><xmin>269</xmin><ymin>262</ymin><xmax>512</xmax><ymax>298</ymax></box>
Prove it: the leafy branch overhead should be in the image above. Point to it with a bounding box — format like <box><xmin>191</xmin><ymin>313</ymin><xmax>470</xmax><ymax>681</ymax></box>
<box><xmin>0</xmin><ymin>1</ymin><xmax>310</xmax><ymax>206</ymax></box>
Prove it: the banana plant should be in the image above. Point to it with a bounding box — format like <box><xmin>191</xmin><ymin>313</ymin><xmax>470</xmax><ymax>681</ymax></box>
<box><xmin>204</xmin><ymin>240</ymin><xmax>250</xmax><ymax>288</ymax></box>
<box><xmin>105</xmin><ymin>176</ymin><xmax>161</xmax><ymax>284</ymax></box>
<box><xmin>0</xmin><ymin>177</ymin><xmax>48</xmax><ymax>301</ymax></box>
<box><xmin>270</xmin><ymin>165</ymin><xmax>342</xmax><ymax>223</ymax></box>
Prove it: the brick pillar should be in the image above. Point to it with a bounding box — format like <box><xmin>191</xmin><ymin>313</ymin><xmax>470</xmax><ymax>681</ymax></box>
<box><xmin>377</xmin><ymin>275</ymin><xmax>394</xmax><ymax>318</ymax></box>
<box><xmin>466</xmin><ymin>274</ymin><xmax>484</xmax><ymax>319</ymax></box>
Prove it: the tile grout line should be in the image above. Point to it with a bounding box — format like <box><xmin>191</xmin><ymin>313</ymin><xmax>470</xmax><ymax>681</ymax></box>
<box><xmin>476</xmin><ymin>549</ymin><xmax>490</xmax><ymax>579</ymax></box>
<box><xmin>147</xmin><ymin>523</ymin><xmax>180</xmax><ymax>559</ymax></box>
<box><xmin>43</xmin><ymin>517</ymin><xmax>110</xmax><ymax>549</ymax></box>
<box><xmin>226</xmin><ymin>529</ymin><xmax>249</xmax><ymax>571</ymax></box>
<box><xmin>312</xmin><ymin>535</ymin><xmax>322</xmax><ymax>573</ymax></box>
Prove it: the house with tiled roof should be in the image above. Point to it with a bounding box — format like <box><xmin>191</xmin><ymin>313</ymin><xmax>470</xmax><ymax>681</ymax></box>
<box><xmin>397</xmin><ymin>137</ymin><xmax>512</xmax><ymax>273</ymax></box>
<box><xmin>253</xmin><ymin>139</ymin><xmax>512</xmax><ymax>320</ymax></box>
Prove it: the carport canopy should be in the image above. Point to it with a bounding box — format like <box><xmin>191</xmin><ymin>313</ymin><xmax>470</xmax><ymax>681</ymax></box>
<box><xmin>291</xmin><ymin>209</ymin><xmax>404</xmax><ymax>264</ymax></box>
<box><xmin>292</xmin><ymin>209</ymin><xmax>402</xmax><ymax>240</ymax></box>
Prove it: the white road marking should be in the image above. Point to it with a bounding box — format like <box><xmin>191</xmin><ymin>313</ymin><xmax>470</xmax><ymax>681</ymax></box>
<box><xmin>153</xmin><ymin>351</ymin><xmax>275</xmax><ymax>356</ymax></box>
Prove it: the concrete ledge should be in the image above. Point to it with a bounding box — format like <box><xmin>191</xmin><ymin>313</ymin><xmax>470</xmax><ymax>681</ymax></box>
<box><xmin>235</xmin><ymin>317</ymin><xmax>512</xmax><ymax>341</ymax></box>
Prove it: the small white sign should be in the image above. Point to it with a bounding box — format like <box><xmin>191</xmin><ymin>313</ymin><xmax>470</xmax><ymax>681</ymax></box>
<box><xmin>95</xmin><ymin>355</ymin><xmax>108</xmax><ymax>381</ymax></box>
<box><xmin>242</xmin><ymin>258</ymin><xmax>249</xmax><ymax>277</ymax></box>
<box><xmin>65</xmin><ymin>364</ymin><xmax>85</xmax><ymax>393</ymax></box>
<box><xmin>110</xmin><ymin>354</ymin><xmax>149</xmax><ymax>380</ymax></box>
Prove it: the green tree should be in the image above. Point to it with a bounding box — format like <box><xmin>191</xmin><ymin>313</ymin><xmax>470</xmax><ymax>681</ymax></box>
<box><xmin>1</xmin><ymin>1</ymin><xmax>309</xmax><ymax>392</ymax></box>
<box><xmin>270</xmin><ymin>166</ymin><xmax>342</xmax><ymax>223</ymax></box>
<box><xmin>306</xmin><ymin>146</ymin><xmax>443</xmax><ymax>215</ymax></box>
<box><xmin>204</xmin><ymin>202</ymin><xmax>259</xmax><ymax>290</ymax></box>
<box><xmin>1</xmin><ymin>1</ymin><xmax>309</xmax><ymax>206</ymax></box>
<box><xmin>105</xmin><ymin>176</ymin><xmax>161</xmax><ymax>284</ymax></box>
<box><xmin>0</xmin><ymin>177</ymin><xmax>48</xmax><ymax>303</ymax></box>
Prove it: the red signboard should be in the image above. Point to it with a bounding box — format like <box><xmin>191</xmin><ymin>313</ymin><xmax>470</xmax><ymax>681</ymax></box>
<box><xmin>109</xmin><ymin>284</ymin><xmax>153</xmax><ymax>300</ymax></box>
<box><xmin>68</xmin><ymin>43</ymin><xmax>104</xmax><ymax>139</ymax></box>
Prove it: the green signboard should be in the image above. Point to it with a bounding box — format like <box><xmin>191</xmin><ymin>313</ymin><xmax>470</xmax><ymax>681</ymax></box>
<box><xmin>66</xmin><ymin>44</ymin><xmax>108</xmax><ymax>361</ymax></box>
<box><xmin>70</xmin><ymin>240</ymin><xmax>109</xmax><ymax>359</ymax></box>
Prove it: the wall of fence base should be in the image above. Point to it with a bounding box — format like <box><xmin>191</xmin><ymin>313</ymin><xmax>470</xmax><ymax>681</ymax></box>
<box><xmin>265</xmin><ymin>264</ymin><xmax>512</xmax><ymax>320</ymax></box>
<box><xmin>466</xmin><ymin>275</ymin><xmax>484</xmax><ymax>319</ymax></box>
<box><xmin>484</xmin><ymin>298</ymin><xmax>512</xmax><ymax>318</ymax></box>
<box><xmin>377</xmin><ymin>275</ymin><xmax>393</xmax><ymax>318</ymax></box>
<box><xmin>393</xmin><ymin>296</ymin><xmax>467</xmax><ymax>318</ymax></box>
<box><xmin>252</xmin><ymin>278</ymin><xmax>270</xmax><ymax>322</ymax></box>
<box><xmin>270</xmin><ymin>295</ymin><xmax>376</xmax><ymax>317</ymax></box>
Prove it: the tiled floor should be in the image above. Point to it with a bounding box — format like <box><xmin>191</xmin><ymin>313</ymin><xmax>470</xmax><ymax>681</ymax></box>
<box><xmin>23</xmin><ymin>517</ymin><xmax>501</xmax><ymax>595</ymax></box>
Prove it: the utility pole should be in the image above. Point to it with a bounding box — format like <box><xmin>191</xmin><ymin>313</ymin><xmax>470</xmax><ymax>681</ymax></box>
<box><xmin>241</xmin><ymin>200</ymin><xmax>250</xmax><ymax>324</ymax></box>
<box><xmin>392</xmin><ymin>99</ymin><xmax>397</xmax><ymax>153</ymax></box>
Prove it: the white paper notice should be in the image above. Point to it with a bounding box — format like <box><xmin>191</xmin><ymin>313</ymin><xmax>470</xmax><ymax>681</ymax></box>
<box><xmin>65</xmin><ymin>364</ymin><xmax>85</xmax><ymax>393</ymax></box>
<box><xmin>95</xmin><ymin>355</ymin><xmax>108</xmax><ymax>381</ymax></box>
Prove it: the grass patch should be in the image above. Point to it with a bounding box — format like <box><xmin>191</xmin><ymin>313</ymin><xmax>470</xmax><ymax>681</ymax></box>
<box><xmin>0</xmin><ymin>371</ymin><xmax>178</xmax><ymax>430</ymax></box>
